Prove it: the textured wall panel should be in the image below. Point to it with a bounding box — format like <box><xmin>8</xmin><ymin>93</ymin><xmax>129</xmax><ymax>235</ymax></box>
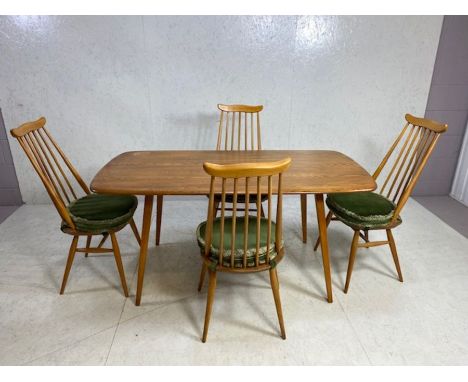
<box><xmin>0</xmin><ymin>16</ymin><xmax>442</xmax><ymax>203</ymax></box>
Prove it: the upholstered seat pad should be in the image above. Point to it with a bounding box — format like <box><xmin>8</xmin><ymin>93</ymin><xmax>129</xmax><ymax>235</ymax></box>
<box><xmin>196</xmin><ymin>216</ymin><xmax>279</xmax><ymax>267</ymax></box>
<box><xmin>326</xmin><ymin>192</ymin><xmax>398</xmax><ymax>229</ymax></box>
<box><xmin>213</xmin><ymin>193</ymin><xmax>268</xmax><ymax>204</ymax></box>
<box><xmin>63</xmin><ymin>193</ymin><xmax>138</xmax><ymax>234</ymax></box>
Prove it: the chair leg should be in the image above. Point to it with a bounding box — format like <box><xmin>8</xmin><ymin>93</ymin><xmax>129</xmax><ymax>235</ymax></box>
<box><xmin>214</xmin><ymin>201</ymin><xmax>220</xmax><ymax>218</ymax></box>
<box><xmin>198</xmin><ymin>262</ymin><xmax>207</xmax><ymax>292</ymax></box>
<box><xmin>344</xmin><ymin>230</ymin><xmax>360</xmax><ymax>294</ymax></box>
<box><xmin>386</xmin><ymin>229</ymin><xmax>403</xmax><ymax>282</ymax></box>
<box><xmin>269</xmin><ymin>268</ymin><xmax>286</xmax><ymax>340</ymax></box>
<box><xmin>314</xmin><ymin>211</ymin><xmax>333</xmax><ymax>251</ymax></box>
<box><xmin>129</xmin><ymin>218</ymin><xmax>141</xmax><ymax>246</ymax></box>
<box><xmin>97</xmin><ymin>233</ymin><xmax>109</xmax><ymax>248</ymax></box>
<box><xmin>155</xmin><ymin>195</ymin><xmax>163</xmax><ymax>246</ymax></box>
<box><xmin>60</xmin><ymin>236</ymin><xmax>79</xmax><ymax>294</ymax></box>
<box><xmin>301</xmin><ymin>194</ymin><xmax>307</xmax><ymax>243</ymax></box>
<box><xmin>202</xmin><ymin>269</ymin><xmax>217</xmax><ymax>343</ymax></box>
<box><xmin>110</xmin><ymin>232</ymin><xmax>129</xmax><ymax>297</ymax></box>
<box><xmin>260</xmin><ymin>203</ymin><xmax>265</xmax><ymax>218</ymax></box>
<box><xmin>363</xmin><ymin>230</ymin><xmax>370</xmax><ymax>249</ymax></box>
<box><xmin>84</xmin><ymin>235</ymin><xmax>92</xmax><ymax>258</ymax></box>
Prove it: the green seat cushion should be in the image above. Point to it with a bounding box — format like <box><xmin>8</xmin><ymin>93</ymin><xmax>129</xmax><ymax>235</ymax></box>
<box><xmin>196</xmin><ymin>216</ymin><xmax>279</xmax><ymax>268</ymax></box>
<box><xmin>213</xmin><ymin>193</ymin><xmax>268</xmax><ymax>204</ymax></box>
<box><xmin>63</xmin><ymin>193</ymin><xmax>138</xmax><ymax>234</ymax></box>
<box><xmin>326</xmin><ymin>192</ymin><xmax>397</xmax><ymax>229</ymax></box>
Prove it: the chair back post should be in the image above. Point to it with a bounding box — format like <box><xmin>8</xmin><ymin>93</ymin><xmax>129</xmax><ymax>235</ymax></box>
<box><xmin>203</xmin><ymin>176</ymin><xmax>216</xmax><ymax>258</ymax></box>
<box><xmin>203</xmin><ymin>158</ymin><xmax>291</xmax><ymax>271</ymax></box>
<box><xmin>391</xmin><ymin>131</ymin><xmax>443</xmax><ymax>222</ymax></box>
<box><xmin>216</xmin><ymin>104</ymin><xmax>263</xmax><ymax>151</ymax></box>
<box><xmin>370</xmin><ymin>114</ymin><xmax>448</xmax><ymax>224</ymax></box>
<box><xmin>10</xmin><ymin>117</ymin><xmax>92</xmax><ymax>229</ymax></box>
<box><xmin>275</xmin><ymin>173</ymin><xmax>283</xmax><ymax>251</ymax></box>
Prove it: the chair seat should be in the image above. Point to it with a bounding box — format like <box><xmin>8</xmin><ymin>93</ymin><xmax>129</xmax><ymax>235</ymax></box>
<box><xmin>196</xmin><ymin>216</ymin><xmax>279</xmax><ymax>268</ymax></box>
<box><xmin>62</xmin><ymin>193</ymin><xmax>138</xmax><ymax>234</ymax></box>
<box><xmin>326</xmin><ymin>192</ymin><xmax>401</xmax><ymax>229</ymax></box>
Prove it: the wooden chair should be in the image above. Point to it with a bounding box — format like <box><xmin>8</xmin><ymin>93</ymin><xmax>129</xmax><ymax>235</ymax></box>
<box><xmin>196</xmin><ymin>157</ymin><xmax>291</xmax><ymax>342</ymax></box>
<box><xmin>213</xmin><ymin>104</ymin><xmax>266</xmax><ymax>217</ymax></box>
<box><xmin>313</xmin><ymin>114</ymin><xmax>448</xmax><ymax>293</ymax></box>
<box><xmin>154</xmin><ymin>104</ymin><xmax>266</xmax><ymax>245</ymax></box>
<box><xmin>10</xmin><ymin>117</ymin><xmax>141</xmax><ymax>296</ymax></box>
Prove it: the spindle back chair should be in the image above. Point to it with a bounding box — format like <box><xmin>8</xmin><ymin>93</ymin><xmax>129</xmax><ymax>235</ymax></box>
<box><xmin>10</xmin><ymin>117</ymin><xmax>141</xmax><ymax>296</ymax></box>
<box><xmin>373</xmin><ymin>114</ymin><xmax>447</xmax><ymax>221</ymax></box>
<box><xmin>213</xmin><ymin>104</ymin><xmax>267</xmax><ymax>216</ymax></box>
<box><xmin>197</xmin><ymin>157</ymin><xmax>291</xmax><ymax>342</ymax></box>
<box><xmin>314</xmin><ymin>114</ymin><xmax>448</xmax><ymax>292</ymax></box>
<box><xmin>215</xmin><ymin>103</ymin><xmax>309</xmax><ymax>242</ymax></box>
<box><xmin>154</xmin><ymin>104</ymin><xmax>265</xmax><ymax>246</ymax></box>
<box><xmin>11</xmin><ymin>117</ymin><xmax>88</xmax><ymax>227</ymax></box>
<box><xmin>216</xmin><ymin>104</ymin><xmax>263</xmax><ymax>151</ymax></box>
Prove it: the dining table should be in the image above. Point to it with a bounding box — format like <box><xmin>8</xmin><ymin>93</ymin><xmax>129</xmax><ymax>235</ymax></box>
<box><xmin>91</xmin><ymin>150</ymin><xmax>376</xmax><ymax>306</ymax></box>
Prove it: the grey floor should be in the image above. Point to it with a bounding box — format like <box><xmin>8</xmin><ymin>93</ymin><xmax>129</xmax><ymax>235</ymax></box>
<box><xmin>413</xmin><ymin>196</ymin><xmax>468</xmax><ymax>238</ymax></box>
<box><xmin>0</xmin><ymin>205</ymin><xmax>20</xmax><ymax>225</ymax></box>
<box><xmin>0</xmin><ymin>197</ymin><xmax>467</xmax><ymax>365</ymax></box>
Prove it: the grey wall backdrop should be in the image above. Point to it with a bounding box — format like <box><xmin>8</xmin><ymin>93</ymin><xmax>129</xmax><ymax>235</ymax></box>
<box><xmin>414</xmin><ymin>15</ymin><xmax>468</xmax><ymax>196</ymax></box>
<box><xmin>0</xmin><ymin>108</ymin><xmax>22</xmax><ymax>206</ymax></box>
<box><xmin>0</xmin><ymin>16</ymin><xmax>442</xmax><ymax>204</ymax></box>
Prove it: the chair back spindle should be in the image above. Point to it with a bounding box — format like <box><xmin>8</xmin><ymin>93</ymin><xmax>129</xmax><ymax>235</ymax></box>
<box><xmin>203</xmin><ymin>158</ymin><xmax>291</xmax><ymax>272</ymax></box>
<box><xmin>10</xmin><ymin>117</ymin><xmax>90</xmax><ymax>229</ymax></box>
<box><xmin>216</xmin><ymin>104</ymin><xmax>263</xmax><ymax>151</ymax></box>
<box><xmin>372</xmin><ymin>114</ymin><xmax>448</xmax><ymax>223</ymax></box>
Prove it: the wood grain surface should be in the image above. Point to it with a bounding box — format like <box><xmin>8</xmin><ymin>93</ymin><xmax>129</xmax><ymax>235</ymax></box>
<box><xmin>91</xmin><ymin>150</ymin><xmax>376</xmax><ymax>195</ymax></box>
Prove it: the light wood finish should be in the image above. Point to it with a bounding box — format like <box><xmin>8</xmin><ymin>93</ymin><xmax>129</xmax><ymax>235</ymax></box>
<box><xmin>75</xmin><ymin>247</ymin><xmax>114</xmax><ymax>253</ymax></box>
<box><xmin>387</xmin><ymin>229</ymin><xmax>403</xmax><ymax>282</ymax></box>
<box><xmin>315</xmin><ymin>194</ymin><xmax>333</xmax><ymax>302</ymax></box>
<box><xmin>91</xmin><ymin>151</ymin><xmax>375</xmax><ymax>196</ymax></box>
<box><xmin>314</xmin><ymin>114</ymin><xmax>447</xmax><ymax>293</ymax></box>
<box><xmin>270</xmin><ymin>268</ymin><xmax>286</xmax><ymax>339</ymax></box>
<box><xmin>11</xmin><ymin>117</ymin><xmax>88</xmax><ymax>228</ymax></box>
<box><xmin>155</xmin><ymin>104</ymin><xmax>264</xmax><ymax>245</ymax></box>
<box><xmin>199</xmin><ymin>158</ymin><xmax>291</xmax><ymax>341</ymax></box>
<box><xmin>85</xmin><ymin>235</ymin><xmax>92</xmax><ymax>258</ymax></box>
<box><xmin>203</xmin><ymin>157</ymin><xmax>291</xmax><ymax>177</ymax></box>
<box><xmin>198</xmin><ymin>263</ymin><xmax>207</xmax><ymax>292</ymax></box>
<box><xmin>92</xmin><ymin>150</ymin><xmax>375</xmax><ymax>305</ymax></box>
<box><xmin>10</xmin><ymin>117</ymin><xmax>140</xmax><ymax>296</ymax></box>
<box><xmin>97</xmin><ymin>233</ymin><xmax>109</xmax><ymax>248</ymax></box>
<box><xmin>313</xmin><ymin>211</ymin><xmax>333</xmax><ymax>251</ymax></box>
<box><xmin>343</xmin><ymin>231</ymin><xmax>360</xmax><ymax>294</ymax></box>
<box><xmin>301</xmin><ymin>194</ymin><xmax>307</xmax><ymax>243</ymax></box>
<box><xmin>216</xmin><ymin>104</ymin><xmax>263</xmax><ymax>151</ymax></box>
<box><xmin>136</xmin><ymin>195</ymin><xmax>154</xmax><ymax>306</ymax></box>
<box><xmin>60</xmin><ymin>236</ymin><xmax>79</xmax><ymax>294</ymax></box>
<box><xmin>202</xmin><ymin>269</ymin><xmax>217</xmax><ymax>343</ymax></box>
<box><xmin>155</xmin><ymin>195</ymin><xmax>163</xmax><ymax>246</ymax></box>
<box><xmin>129</xmin><ymin>218</ymin><xmax>142</xmax><ymax>246</ymax></box>
<box><xmin>110</xmin><ymin>232</ymin><xmax>129</xmax><ymax>297</ymax></box>
<box><xmin>214</xmin><ymin>104</ymin><xmax>265</xmax><ymax>220</ymax></box>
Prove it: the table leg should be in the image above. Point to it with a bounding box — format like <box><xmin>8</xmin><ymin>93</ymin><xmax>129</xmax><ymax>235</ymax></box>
<box><xmin>155</xmin><ymin>195</ymin><xmax>163</xmax><ymax>246</ymax></box>
<box><xmin>315</xmin><ymin>193</ymin><xmax>333</xmax><ymax>303</ymax></box>
<box><xmin>301</xmin><ymin>194</ymin><xmax>307</xmax><ymax>243</ymax></box>
<box><xmin>136</xmin><ymin>195</ymin><xmax>154</xmax><ymax>306</ymax></box>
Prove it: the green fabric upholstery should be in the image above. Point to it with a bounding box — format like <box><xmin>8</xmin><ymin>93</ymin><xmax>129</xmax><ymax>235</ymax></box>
<box><xmin>213</xmin><ymin>193</ymin><xmax>268</xmax><ymax>204</ymax></box>
<box><xmin>62</xmin><ymin>193</ymin><xmax>138</xmax><ymax>234</ymax></box>
<box><xmin>326</xmin><ymin>192</ymin><xmax>400</xmax><ymax>229</ymax></box>
<box><xmin>196</xmin><ymin>216</ymin><xmax>279</xmax><ymax>268</ymax></box>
